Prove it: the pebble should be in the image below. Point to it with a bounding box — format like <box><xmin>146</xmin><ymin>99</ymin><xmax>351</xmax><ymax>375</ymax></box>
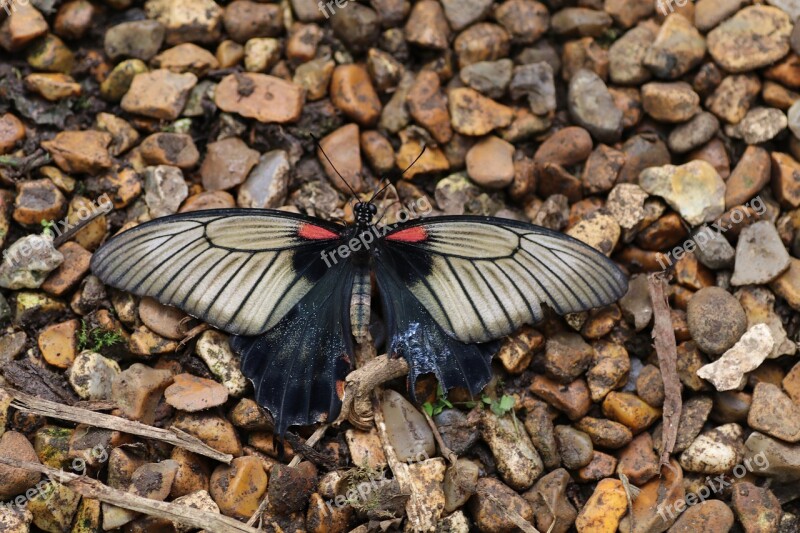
<box><xmin>586</xmin><ymin>340</ymin><xmax>630</xmax><ymax>402</ymax></box>
<box><xmin>465</xmin><ymin>136</ymin><xmax>515</xmax><ymax>189</ymax></box>
<box><xmin>29</xmin><ymin>482</ymin><xmax>81</xmax><ymax>532</ymax></box>
<box><xmin>24</xmin><ymin>73</ymin><xmax>81</xmax><ymax>101</ymax></box>
<box><xmin>26</xmin><ymin>34</ymin><xmax>75</xmax><ymax>73</ymax></box>
<box><xmin>663</xmin><ymin>395</ymin><xmax>714</xmax><ymax>453</ymax></box>
<box><xmin>726</xmin><ymin>146</ymin><xmax>771</xmax><ymax>209</ymax></box>
<box><xmin>216</xmin><ymin>40</ymin><xmax>244</xmax><ymax>68</ymax></box>
<box><xmin>609</xmin><ymin>25</ymin><xmax>654</xmax><ymax>85</ymax></box>
<box><xmin>144</xmin><ymin>165</ymin><xmax>188</xmax><ymax>218</ymax></box>
<box><xmin>165</xmin><ymin>373</ymin><xmax>229</xmax><ymax>412</ymax></box>
<box><xmin>544</xmin><ymin>332</ymin><xmax>594</xmax><ymax>384</ymax></box>
<box><xmin>605</xmin><ymin>183</ymin><xmax>648</xmax><ymax>232</ymax></box>
<box><xmin>367</xmin><ymin>48</ymin><xmax>404</xmax><ymax>93</ymax></box>
<box><xmin>0</xmin><ymin>3</ymin><xmax>48</xmax><ymax>52</ymax></box>
<box><xmin>481</xmin><ymin>409</ymin><xmax>543</xmax><ymax>490</ymax></box>
<box><xmin>195</xmin><ymin>330</ymin><xmax>249</xmax><ymax>397</ymax></box>
<box><xmin>318</xmin><ymin>123</ymin><xmax>364</xmax><ymax>194</ymax></box>
<box><xmin>396</xmin><ymin>129</ymin><xmax>450</xmax><ymax>178</ymax></box>
<box><xmin>731</xmin><ymin>221</ymin><xmax>791</xmax><ymax>285</ymax></box>
<box><xmin>144</xmin><ymin>0</ymin><xmax>223</xmax><ymax>45</ymax></box>
<box><xmin>551</xmin><ymin>7</ymin><xmax>612</xmax><ymax>37</ymax></box>
<box><xmin>523</xmin><ymin>469</ymin><xmax>577</xmax><ymax>533</ymax></box>
<box><xmin>238</xmin><ymin>150</ymin><xmax>290</xmax><ymax>209</ymax></box>
<box><xmin>0</xmin><ymin>506</ymin><xmax>31</xmax><ymax>533</ymax></box>
<box><xmin>736</xmin><ymin>286</ymin><xmax>796</xmax><ymax>358</ymax></box>
<box><xmin>732</xmin><ymin>483</ymin><xmax>783</xmax><ymax>533</ymax></box>
<box><xmin>575</xmin><ymin>478</ymin><xmax>627</xmax><ymax>532</ymax></box>
<box><xmin>509</xmin><ymin>62</ymin><xmax>556</xmax><ymax>115</ymax></box>
<box><xmin>601</xmin><ymin>391</ymin><xmax>661</xmax><ymax>434</ymax></box>
<box><xmin>534</xmin><ymin>127</ymin><xmax>592</xmax><ymax>167</ymax></box>
<box><xmin>361</xmin><ymin>130</ymin><xmax>395</xmax><ymax>175</ymax></box>
<box><xmin>41</xmin><ymin>131</ymin><xmax>113</xmax><ymax>175</ymax></box>
<box><xmin>405</xmin><ymin>0</ymin><xmax>450</xmax><ymax>50</ymax></box>
<box><xmin>104</xmin><ymin>20</ymin><xmax>166</xmax><ymax>60</ymax></box>
<box><xmin>243</xmin><ymin>38</ymin><xmax>281</xmax><ymax>73</ymax></box>
<box><xmin>581</xmin><ymin>144</ymin><xmax>625</xmax><ymax>194</ymax></box>
<box><xmin>140</xmin><ymin>133</ymin><xmax>199</xmax><ymax>169</ymax></box>
<box><xmin>618</xmin><ymin>274</ymin><xmax>652</xmax><ymax>331</ymax></box>
<box><xmin>100</xmin><ymin>59</ymin><xmax>149</xmax><ymax>102</ymax></box>
<box><xmin>200</xmin><ymin>137</ymin><xmax>260</xmax><ymax>191</ymax></box>
<box><xmin>121</xmin><ymin>70</ymin><xmax>198</xmax><ymax>120</ymax></box>
<box><xmin>173</xmin><ymin>412</ymin><xmax>243</xmax><ymax>456</ymax></box>
<box><xmin>495</xmin><ymin>0</ymin><xmax>549</xmax><ymax>44</ymax></box>
<box><xmin>104</xmin><ymin>461</ymin><xmax>180</xmax><ymax>528</ymax></box>
<box><xmin>708</xmin><ymin>5</ymin><xmax>792</xmax><ymax>73</ymax></box>
<box><xmin>639</xmin><ymin>161</ymin><xmax>725</xmax><ymax>226</ymax></box>
<box><xmin>449</xmin><ymin>87</ymin><xmax>514</xmax><ymax>135</ymax></box>
<box><xmin>744</xmin><ymin>432</ymin><xmax>800</xmax><ymax>482</ymax></box>
<box><xmin>345</xmin><ymin>428</ymin><xmax>387</xmax><ymax>470</ymax></box>
<box><xmin>668</xmin><ymin>112</ymin><xmax>720</xmax><ymax>154</ymax></box>
<box><xmin>574</xmin><ymin>416</ymin><xmax>632</xmax><ymax>449</ymax></box>
<box><xmin>215</xmin><ymin>73</ymin><xmax>305</xmax><ymax>124</ymax></box>
<box><xmin>469</xmin><ymin>478</ymin><xmax>534</xmax><ymax>533</ymax></box>
<box><xmin>330</xmin><ymin>3</ymin><xmax>380</xmax><ymax>54</ymax></box>
<box><xmin>554</xmin><ymin>425</ymin><xmax>593</xmax><ymax>470</ymax></box>
<box><xmin>67</xmin><ymin>351</ymin><xmax>120</xmax><ymax>401</ymax></box>
<box><xmin>729</xmin><ymin>107</ymin><xmax>788</xmax><ymax>144</ymax></box>
<box><xmin>680</xmin><ymin>423</ymin><xmax>744</xmax><ymax>474</ymax></box>
<box><xmin>695</xmin><ymin>0</ymin><xmax>745</xmax><ymax>31</ymax></box>
<box><xmin>0</xmin><ymin>113</ymin><xmax>26</xmax><ymax>155</ymax></box>
<box><xmin>641</xmin><ymin>81</ymin><xmax>700</xmax><ymax>123</ymax></box>
<box><xmin>669</xmin><ymin>499</ymin><xmax>735</xmax><ymax>532</ymax></box>
<box><xmin>209</xmin><ymin>456</ymin><xmax>267</xmax><ymax>519</ymax></box>
<box><xmin>151</xmin><ymin>43</ymin><xmax>220</xmax><ymax>76</ymax></box>
<box><xmin>434</xmin><ymin>409</ymin><xmax>479</xmax><ymax>455</ymax></box>
<box><xmin>707</xmin><ymin>74</ymin><xmax>762</xmax><ymax>124</ymax></box>
<box><xmin>443</xmin><ymin>459</ymin><xmax>480</xmax><ymax>513</ymax></box>
<box><xmin>223</xmin><ymin>0</ymin><xmax>282</xmax><ymax>43</ymax></box>
<box><xmin>453</xmin><ymin>23</ymin><xmax>510</xmax><ymax>68</ymax></box>
<box><xmin>37</xmin><ymin>319</ymin><xmax>79</xmax><ymax>368</ymax></box>
<box><xmin>0</xmin><ymin>431</ymin><xmax>42</xmax><ymax>500</ymax></box>
<box><xmin>381</xmin><ymin>389</ymin><xmax>435</xmax><ymax>462</ymax></box>
<box><xmin>172</xmin><ymin>491</ymin><xmax>220</xmax><ymax>533</ymax></box>
<box><xmin>748</xmin><ymin>382</ymin><xmax>800</xmax><ymax>442</ymax></box>
<box><xmin>440</xmin><ymin>0</ymin><xmax>492</xmax><ymax>31</ymax></box>
<box><xmin>687</xmin><ymin>287</ymin><xmax>748</xmax><ymax>357</ymax></box>
<box><xmin>644</xmin><ymin>14</ymin><xmax>706</xmax><ymax>79</ymax></box>
<box><xmin>616</xmin><ymin>431</ymin><xmax>659</xmax><ymax>485</ymax></box>
<box><xmin>294</xmin><ymin>58</ymin><xmax>334</xmax><ymax>101</ymax></box>
<box><xmin>0</xmin><ymin>234</ymin><xmax>63</xmax><ymax>289</ymax></box>
<box><xmin>112</xmin><ymin>363</ymin><xmax>174</xmax><ymax>425</ymax></box>
<box><xmin>331</xmin><ymin>64</ymin><xmax>382</xmax><ymax>127</ymax></box>
<box><xmin>54</xmin><ymin>0</ymin><xmax>96</xmax><ymax>40</ymax></box>
<box><xmin>772</xmin><ymin>152</ymin><xmax>800</xmax><ymax>208</ymax></box>
<box><xmin>267</xmin><ymin>461</ymin><xmax>317</xmax><ymax>515</ymax></box>
<box><xmin>567</xmin><ymin>69</ymin><xmax>623</xmax><ymax>143</ymax></box>
<box><xmin>460</xmin><ymin>59</ymin><xmax>513</xmax><ymax>100</ymax></box>
<box><xmin>407</xmin><ymin>70</ymin><xmax>453</xmax><ymax>144</ymax></box>
<box><xmin>636</xmin><ymin>364</ymin><xmax>664</xmax><ymax>407</ymax></box>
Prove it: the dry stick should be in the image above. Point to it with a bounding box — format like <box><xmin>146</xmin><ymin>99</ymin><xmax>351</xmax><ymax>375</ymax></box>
<box><xmin>334</xmin><ymin>354</ymin><xmax>409</xmax><ymax>430</ymax></box>
<box><xmin>0</xmin><ymin>456</ymin><xmax>259</xmax><ymax>533</ymax></box>
<box><xmin>244</xmin><ymin>424</ymin><xmax>330</xmax><ymax>528</ymax></box>
<box><xmin>647</xmin><ymin>273</ymin><xmax>683</xmax><ymax>469</ymax></box>
<box><xmin>52</xmin><ymin>204</ymin><xmax>111</xmax><ymax>248</ymax></box>
<box><xmin>3</xmin><ymin>387</ymin><xmax>233</xmax><ymax>464</ymax></box>
<box><xmin>422</xmin><ymin>410</ymin><xmax>457</xmax><ymax>466</ymax></box>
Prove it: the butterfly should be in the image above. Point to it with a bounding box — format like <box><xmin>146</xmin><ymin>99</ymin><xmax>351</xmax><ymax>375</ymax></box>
<box><xmin>91</xmin><ymin>176</ymin><xmax>627</xmax><ymax>435</ymax></box>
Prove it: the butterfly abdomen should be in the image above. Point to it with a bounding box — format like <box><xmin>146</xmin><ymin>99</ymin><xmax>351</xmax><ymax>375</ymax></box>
<box><xmin>350</xmin><ymin>268</ymin><xmax>371</xmax><ymax>342</ymax></box>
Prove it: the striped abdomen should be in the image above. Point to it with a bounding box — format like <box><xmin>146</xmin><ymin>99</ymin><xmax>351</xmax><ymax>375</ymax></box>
<box><xmin>350</xmin><ymin>268</ymin><xmax>371</xmax><ymax>341</ymax></box>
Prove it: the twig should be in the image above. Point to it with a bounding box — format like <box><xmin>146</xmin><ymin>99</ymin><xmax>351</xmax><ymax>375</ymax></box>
<box><xmin>3</xmin><ymin>387</ymin><xmax>233</xmax><ymax>464</ymax></box>
<box><xmin>619</xmin><ymin>473</ymin><xmax>639</xmax><ymax>533</ymax></box>
<box><xmin>334</xmin><ymin>354</ymin><xmax>409</xmax><ymax>430</ymax></box>
<box><xmin>0</xmin><ymin>456</ymin><xmax>259</xmax><ymax>533</ymax></box>
<box><xmin>422</xmin><ymin>410</ymin><xmax>457</xmax><ymax>465</ymax></box>
<box><xmin>646</xmin><ymin>273</ymin><xmax>682</xmax><ymax>469</ymax></box>
<box><xmin>245</xmin><ymin>424</ymin><xmax>330</xmax><ymax>527</ymax></box>
<box><xmin>53</xmin><ymin>205</ymin><xmax>110</xmax><ymax>248</ymax></box>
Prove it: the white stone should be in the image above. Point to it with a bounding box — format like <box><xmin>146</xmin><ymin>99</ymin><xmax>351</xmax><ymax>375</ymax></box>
<box><xmin>731</xmin><ymin>221</ymin><xmax>791</xmax><ymax>286</ymax></box>
<box><xmin>696</xmin><ymin>324</ymin><xmax>775</xmax><ymax>391</ymax></box>
<box><xmin>195</xmin><ymin>330</ymin><xmax>249</xmax><ymax>397</ymax></box>
<box><xmin>144</xmin><ymin>165</ymin><xmax>188</xmax><ymax>218</ymax></box>
<box><xmin>67</xmin><ymin>351</ymin><xmax>121</xmax><ymax>401</ymax></box>
<box><xmin>679</xmin><ymin>423</ymin><xmax>744</xmax><ymax>474</ymax></box>
<box><xmin>0</xmin><ymin>234</ymin><xmax>63</xmax><ymax>289</ymax></box>
<box><xmin>639</xmin><ymin>160</ymin><xmax>725</xmax><ymax>226</ymax></box>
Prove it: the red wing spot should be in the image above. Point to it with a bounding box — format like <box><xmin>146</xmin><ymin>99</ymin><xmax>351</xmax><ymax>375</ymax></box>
<box><xmin>386</xmin><ymin>226</ymin><xmax>428</xmax><ymax>243</ymax></box>
<box><xmin>298</xmin><ymin>223</ymin><xmax>339</xmax><ymax>240</ymax></box>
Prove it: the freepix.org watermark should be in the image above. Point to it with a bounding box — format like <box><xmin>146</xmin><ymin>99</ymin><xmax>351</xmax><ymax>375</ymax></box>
<box><xmin>656</xmin><ymin>196</ymin><xmax>767</xmax><ymax>270</ymax></box>
<box><xmin>317</xmin><ymin>0</ymin><xmax>352</xmax><ymax>19</ymax></box>
<box><xmin>657</xmin><ymin>452</ymin><xmax>770</xmax><ymax>522</ymax></box>
<box><xmin>320</xmin><ymin>197</ymin><xmax>432</xmax><ymax>268</ymax></box>
<box><xmin>1</xmin><ymin>0</ymin><xmax>30</xmax><ymax>16</ymax></box>
<box><xmin>656</xmin><ymin>0</ymin><xmax>690</xmax><ymax>17</ymax></box>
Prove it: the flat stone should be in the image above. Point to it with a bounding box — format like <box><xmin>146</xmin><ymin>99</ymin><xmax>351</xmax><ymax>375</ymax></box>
<box><xmin>37</xmin><ymin>319</ymin><xmax>79</xmax><ymax>368</ymax></box>
<box><xmin>144</xmin><ymin>0</ymin><xmax>223</xmax><ymax>45</ymax></box>
<box><xmin>668</xmin><ymin>112</ymin><xmax>719</xmax><ymax>154</ymax></box>
<box><xmin>238</xmin><ymin>150</ymin><xmax>290</xmax><ymax>209</ymax></box>
<box><xmin>151</xmin><ymin>43</ymin><xmax>220</xmax><ymax>76</ymax></box>
<box><xmin>381</xmin><ymin>389</ymin><xmax>435</xmax><ymax>462</ymax></box>
<box><xmin>165</xmin><ymin>373</ymin><xmax>229</xmax><ymax>412</ymax></box>
<box><xmin>641</xmin><ymin>81</ymin><xmax>700</xmax><ymax>123</ymax></box>
<box><xmin>509</xmin><ymin>62</ymin><xmax>556</xmax><ymax>115</ymax></box>
<box><xmin>104</xmin><ymin>20</ymin><xmax>165</xmax><ymax>60</ymax></box>
<box><xmin>200</xmin><ymin>137</ymin><xmax>260</xmax><ymax>191</ymax></box>
<box><xmin>601</xmin><ymin>392</ymin><xmax>661</xmax><ymax>434</ymax></box>
<box><xmin>639</xmin><ymin>161</ymin><xmax>725</xmax><ymax>226</ymax></box>
<box><xmin>695</xmin><ymin>0</ymin><xmax>745</xmax><ymax>31</ymax></box>
<box><xmin>243</xmin><ymin>38</ymin><xmax>280</xmax><ymax>73</ymax></box>
<box><xmin>449</xmin><ymin>87</ymin><xmax>514</xmax><ymax>135</ymax></box>
<box><xmin>679</xmin><ymin>423</ymin><xmax>744</xmax><ymax>474</ymax></box>
<box><xmin>41</xmin><ymin>131</ymin><xmax>113</xmax><ymax>175</ymax></box>
<box><xmin>466</xmin><ymin>136</ymin><xmax>515</xmax><ymax>189</ymax></box>
<box><xmin>744</xmin><ymin>432</ymin><xmax>800</xmax><ymax>482</ymax></box>
<box><xmin>67</xmin><ymin>351</ymin><xmax>120</xmax><ymax>401</ymax></box>
<box><xmin>144</xmin><ymin>165</ymin><xmax>188</xmax><ymax>218</ymax></box>
<box><xmin>618</xmin><ymin>459</ymin><xmax>684</xmax><ymax>533</ymax></box>
<box><xmin>453</xmin><ymin>23</ymin><xmax>510</xmax><ymax>68</ymax></box>
<box><xmin>708</xmin><ymin>5</ymin><xmax>792</xmax><ymax>73</ymax></box>
<box><xmin>121</xmin><ymin>70</ymin><xmax>197</xmax><ymax>120</ymax></box>
<box><xmin>644</xmin><ymin>14</ymin><xmax>706</xmax><ymax>79</ymax></box>
<box><xmin>139</xmin><ymin>133</ymin><xmax>199</xmax><ymax>169</ymax></box>
<box><xmin>554</xmin><ymin>425</ymin><xmax>593</xmax><ymax>470</ymax></box>
<box><xmin>523</xmin><ymin>468</ymin><xmax>577</xmax><ymax>533</ymax></box>
<box><xmin>748</xmin><ymin>382</ymin><xmax>800</xmax><ymax>442</ymax></box>
<box><xmin>100</xmin><ymin>59</ymin><xmax>149</xmax><ymax>102</ymax></box>
<box><xmin>567</xmin><ymin>69</ymin><xmax>622</xmax><ymax>143</ymax></box>
<box><xmin>0</xmin><ymin>234</ymin><xmax>64</xmax><ymax>290</ymax></box>
<box><xmin>700</xmin><ymin>324</ymin><xmax>772</xmax><ymax>389</ymax></box>
<box><xmin>223</xmin><ymin>0</ymin><xmax>282</xmax><ymax>43</ymax></box>
<box><xmin>551</xmin><ymin>7</ymin><xmax>612</xmax><ymax>37</ymax></box>
<box><xmin>112</xmin><ymin>363</ymin><xmax>174</xmax><ymax>425</ymax></box>
<box><xmin>407</xmin><ymin>70</ymin><xmax>453</xmax><ymax>144</ymax></box>
<box><xmin>586</xmin><ymin>340</ymin><xmax>630</xmax><ymax>402</ymax></box>
<box><xmin>731</xmin><ymin>221</ymin><xmax>791</xmax><ymax>285</ymax></box>
<box><xmin>173</xmin><ymin>412</ymin><xmax>242</xmax><ymax>456</ymax></box>
<box><xmin>317</xmin><ymin>123</ymin><xmax>364</xmax><ymax>194</ymax></box>
<box><xmin>24</xmin><ymin>73</ymin><xmax>81</xmax><ymax>101</ymax></box>
<box><xmin>0</xmin><ymin>3</ymin><xmax>48</xmax><ymax>52</ymax></box>
<box><xmin>495</xmin><ymin>0</ymin><xmax>550</xmax><ymax>44</ymax></box>
<box><xmin>215</xmin><ymin>73</ymin><xmax>304</xmax><ymax>124</ymax></box>
<box><xmin>736</xmin><ymin>286</ymin><xmax>796</xmax><ymax>358</ymax></box>
<box><xmin>771</xmin><ymin>152</ymin><xmax>800</xmax><ymax>208</ymax></box>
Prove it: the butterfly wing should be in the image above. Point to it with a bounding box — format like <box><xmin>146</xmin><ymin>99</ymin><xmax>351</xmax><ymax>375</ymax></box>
<box><xmin>373</xmin><ymin>215</ymin><xmax>628</xmax><ymax>396</ymax></box>
<box><xmin>91</xmin><ymin>209</ymin><xmax>354</xmax><ymax>433</ymax></box>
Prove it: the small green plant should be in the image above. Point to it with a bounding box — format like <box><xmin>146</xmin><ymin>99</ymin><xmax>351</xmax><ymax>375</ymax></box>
<box><xmin>77</xmin><ymin>321</ymin><xmax>125</xmax><ymax>352</ymax></box>
<box><xmin>422</xmin><ymin>384</ymin><xmax>453</xmax><ymax>417</ymax></box>
<box><xmin>482</xmin><ymin>394</ymin><xmax>515</xmax><ymax>417</ymax></box>
<box><xmin>41</xmin><ymin>219</ymin><xmax>56</xmax><ymax>234</ymax></box>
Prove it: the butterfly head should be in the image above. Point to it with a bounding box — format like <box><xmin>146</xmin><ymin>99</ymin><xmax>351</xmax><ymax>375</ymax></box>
<box><xmin>354</xmin><ymin>201</ymin><xmax>377</xmax><ymax>226</ymax></box>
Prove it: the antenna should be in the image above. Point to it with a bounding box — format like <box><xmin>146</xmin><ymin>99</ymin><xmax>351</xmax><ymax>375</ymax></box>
<box><xmin>368</xmin><ymin>145</ymin><xmax>428</xmax><ymax>204</ymax></box>
<box><xmin>311</xmin><ymin>133</ymin><xmax>360</xmax><ymax>201</ymax></box>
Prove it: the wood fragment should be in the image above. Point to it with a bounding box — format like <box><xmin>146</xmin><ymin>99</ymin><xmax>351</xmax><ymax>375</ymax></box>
<box><xmin>422</xmin><ymin>410</ymin><xmax>457</xmax><ymax>465</ymax></box>
<box><xmin>53</xmin><ymin>202</ymin><xmax>111</xmax><ymax>248</ymax></box>
<box><xmin>2</xmin><ymin>386</ymin><xmax>233</xmax><ymax>464</ymax></box>
<box><xmin>0</xmin><ymin>456</ymin><xmax>259</xmax><ymax>533</ymax></box>
<box><xmin>646</xmin><ymin>273</ymin><xmax>682</xmax><ymax>468</ymax></box>
<box><xmin>334</xmin><ymin>354</ymin><xmax>409</xmax><ymax>430</ymax></box>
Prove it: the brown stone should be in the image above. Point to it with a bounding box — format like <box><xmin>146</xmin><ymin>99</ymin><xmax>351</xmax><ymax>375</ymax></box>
<box><xmin>286</xmin><ymin>23</ymin><xmax>322</xmax><ymax>63</ymax></box>
<box><xmin>13</xmin><ymin>179</ymin><xmax>67</xmax><ymax>227</ymax></box>
<box><xmin>330</xmin><ymin>64</ymin><xmax>382</xmax><ymax>127</ymax></box>
<box><xmin>535</xmin><ymin>127</ymin><xmax>593</xmax><ymax>167</ymax></box>
<box><xmin>573</xmin><ymin>416</ymin><xmax>632</xmax><ymax>449</ymax></box>
<box><xmin>602</xmin><ymin>392</ymin><xmax>661</xmax><ymax>434</ymax></box>
<box><xmin>453</xmin><ymin>23</ymin><xmax>510</xmax><ymax>68</ymax></box>
<box><xmin>139</xmin><ymin>133</ymin><xmax>200</xmax><ymax>169</ymax></box>
<box><xmin>180</xmin><ymin>191</ymin><xmax>236</xmax><ymax>212</ymax></box>
<box><xmin>165</xmin><ymin>374</ymin><xmax>229</xmax><ymax>412</ymax></box>
<box><xmin>562</xmin><ymin>37</ymin><xmax>609</xmax><ymax>82</ymax></box>
<box><xmin>449</xmin><ymin>87</ymin><xmax>514</xmax><ymax>136</ymax></box>
<box><xmin>581</xmin><ymin>144</ymin><xmax>625</xmax><ymax>194</ymax></box>
<box><xmin>470</xmin><ymin>478</ymin><xmax>534</xmax><ymax>533</ymax></box>
<box><xmin>41</xmin><ymin>242</ymin><xmax>92</xmax><ymax>296</ymax></box>
<box><xmin>732</xmin><ymin>483</ymin><xmax>783</xmax><ymax>533</ymax></box>
<box><xmin>170</xmin><ymin>448</ymin><xmax>211</xmax><ymax>498</ymax></box>
<box><xmin>706</xmin><ymin>75</ymin><xmax>762</xmax><ymax>124</ymax></box>
<box><xmin>151</xmin><ymin>43</ymin><xmax>220</xmax><ymax>76</ymax></box>
<box><xmin>138</xmin><ymin>297</ymin><xmax>189</xmax><ymax>340</ymax></box>
<box><xmin>210</xmin><ymin>456</ymin><xmax>268</xmax><ymax>519</ymax></box>
<box><xmin>216</xmin><ymin>40</ymin><xmax>244</xmax><ymax>68</ymax></box>
<box><xmin>396</xmin><ymin>128</ymin><xmax>449</xmax><ymax>178</ymax></box>
<box><xmin>771</xmin><ymin>152</ymin><xmax>800</xmax><ymax>208</ymax></box>
<box><xmin>407</xmin><ymin>71</ymin><xmax>453</xmax><ymax>144</ymax></box>
<box><xmin>200</xmin><ymin>137</ymin><xmax>260</xmax><ymax>191</ymax></box>
<box><xmin>641</xmin><ymin>82</ymin><xmax>700</xmax><ymax>123</ymax></box>
<box><xmin>360</xmin><ymin>130</ymin><xmax>395</xmax><ymax>175</ymax></box>
<box><xmin>689</xmin><ymin>138</ymin><xmax>730</xmax><ymax>180</ymax></box>
<box><xmin>112</xmin><ymin>364</ymin><xmax>174</xmax><ymax>425</ymax></box>
<box><xmin>215</xmin><ymin>73</ymin><xmax>304</xmax><ymax>124</ymax></box>
<box><xmin>37</xmin><ymin>319</ymin><xmax>79</xmax><ymax>369</ymax></box>
<box><xmin>405</xmin><ymin>0</ymin><xmax>450</xmax><ymax>50</ymax></box>
<box><xmin>708</xmin><ymin>5</ymin><xmax>792</xmax><ymax>73</ymax></box>
<box><xmin>0</xmin><ymin>3</ymin><xmax>48</xmax><ymax>51</ymax></box>
<box><xmin>586</xmin><ymin>340</ymin><xmax>630</xmax><ymax>402</ymax></box>
<box><xmin>748</xmin><ymin>382</ymin><xmax>800</xmax><ymax>443</ymax></box>
<box><xmin>223</xmin><ymin>0</ymin><xmax>283</xmax><ymax>43</ymax></box>
<box><xmin>24</xmin><ymin>73</ymin><xmax>81</xmax><ymax>101</ymax></box>
<box><xmin>495</xmin><ymin>0</ymin><xmax>550</xmax><ymax>43</ymax></box>
<box><xmin>530</xmin><ymin>376</ymin><xmax>591</xmax><ymax>421</ymax></box>
<box><xmin>619</xmin><ymin>460</ymin><xmax>684</xmax><ymax>533</ymax></box>
<box><xmin>616</xmin><ymin>432</ymin><xmax>659</xmax><ymax>485</ymax></box>
<box><xmin>317</xmin><ymin>123</ymin><xmax>365</xmax><ymax>194</ymax></box>
<box><xmin>670</xmin><ymin>498</ymin><xmax>735</xmax><ymax>532</ymax></box>
<box><xmin>41</xmin><ymin>131</ymin><xmax>113</xmax><ymax>175</ymax></box>
<box><xmin>121</xmin><ymin>70</ymin><xmax>198</xmax><ymax>120</ymax></box>
<box><xmin>0</xmin><ymin>113</ymin><xmax>26</xmax><ymax>155</ymax></box>
<box><xmin>466</xmin><ymin>136</ymin><xmax>515</xmax><ymax>189</ymax></box>
<box><xmin>172</xmin><ymin>412</ymin><xmax>243</xmax><ymax>456</ymax></box>
<box><xmin>575</xmin><ymin>478</ymin><xmax>627</xmax><ymax>532</ymax></box>
<box><xmin>54</xmin><ymin>0</ymin><xmax>96</xmax><ymax>40</ymax></box>
<box><xmin>0</xmin><ymin>431</ymin><xmax>42</xmax><ymax>500</ymax></box>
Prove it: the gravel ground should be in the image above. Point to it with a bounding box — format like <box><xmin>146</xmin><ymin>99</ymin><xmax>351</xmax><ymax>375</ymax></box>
<box><xmin>1</xmin><ymin>0</ymin><xmax>800</xmax><ymax>532</ymax></box>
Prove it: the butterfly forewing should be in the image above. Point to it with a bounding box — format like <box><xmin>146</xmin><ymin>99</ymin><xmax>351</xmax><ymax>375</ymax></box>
<box><xmin>378</xmin><ymin>216</ymin><xmax>628</xmax><ymax>344</ymax></box>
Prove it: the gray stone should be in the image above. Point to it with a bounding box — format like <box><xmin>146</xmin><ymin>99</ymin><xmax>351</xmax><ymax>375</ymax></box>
<box><xmin>0</xmin><ymin>235</ymin><xmax>63</xmax><ymax>289</ymax></box>
<box><xmin>553</xmin><ymin>426</ymin><xmax>593</xmax><ymax>470</ymax></box>
<box><xmin>731</xmin><ymin>221</ymin><xmax>791</xmax><ymax>285</ymax></box>
<box><xmin>567</xmin><ymin>69</ymin><xmax>623</xmax><ymax>143</ymax></box>
<box><xmin>237</xmin><ymin>150</ymin><xmax>290</xmax><ymax>209</ymax></box>
<box><xmin>104</xmin><ymin>20</ymin><xmax>166</xmax><ymax>60</ymax></box>
<box><xmin>509</xmin><ymin>62</ymin><xmax>556</xmax><ymax>115</ymax></box>
<box><xmin>668</xmin><ymin>112</ymin><xmax>720</xmax><ymax>154</ymax></box>
<box><xmin>68</xmin><ymin>351</ymin><xmax>121</xmax><ymax>401</ymax></box>
<box><xmin>744</xmin><ymin>432</ymin><xmax>800</xmax><ymax>482</ymax></box>
<box><xmin>381</xmin><ymin>389</ymin><xmax>435</xmax><ymax>462</ymax></box>
<box><xmin>144</xmin><ymin>165</ymin><xmax>188</xmax><ymax>218</ymax></box>
<box><xmin>460</xmin><ymin>60</ymin><xmax>513</xmax><ymax>100</ymax></box>
<box><xmin>439</xmin><ymin>0</ymin><xmax>493</xmax><ymax>30</ymax></box>
<box><xmin>692</xmin><ymin>227</ymin><xmax>736</xmax><ymax>269</ymax></box>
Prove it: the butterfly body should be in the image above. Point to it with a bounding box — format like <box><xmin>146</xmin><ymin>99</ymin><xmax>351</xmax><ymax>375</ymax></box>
<box><xmin>91</xmin><ymin>203</ymin><xmax>628</xmax><ymax>434</ymax></box>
